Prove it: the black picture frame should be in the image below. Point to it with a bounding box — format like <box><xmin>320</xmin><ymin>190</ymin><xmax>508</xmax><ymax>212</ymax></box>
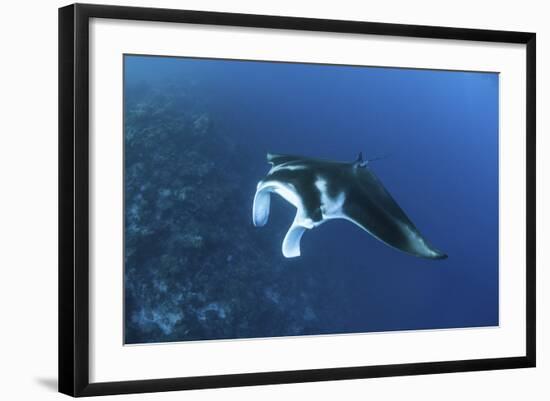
<box><xmin>59</xmin><ymin>3</ymin><xmax>536</xmax><ymax>397</ymax></box>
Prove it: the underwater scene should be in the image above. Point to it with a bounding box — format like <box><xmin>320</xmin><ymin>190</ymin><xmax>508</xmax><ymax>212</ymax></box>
<box><xmin>124</xmin><ymin>55</ymin><xmax>499</xmax><ymax>344</ymax></box>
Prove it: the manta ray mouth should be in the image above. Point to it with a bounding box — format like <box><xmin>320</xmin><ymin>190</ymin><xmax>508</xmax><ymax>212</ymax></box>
<box><xmin>253</xmin><ymin>177</ymin><xmax>348</xmax><ymax>258</ymax></box>
<box><xmin>253</xmin><ymin>181</ymin><xmax>301</xmax><ymax>226</ymax></box>
<box><xmin>253</xmin><ymin>180</ymin><xmax>310</xmax><ymax>258</ymax></box>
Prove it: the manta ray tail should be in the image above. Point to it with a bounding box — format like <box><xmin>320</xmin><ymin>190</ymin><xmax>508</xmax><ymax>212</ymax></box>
<box><xmin>355</xmin><ymin>151</ymin><xmax>389</xmax><ymax>168</ymax></box>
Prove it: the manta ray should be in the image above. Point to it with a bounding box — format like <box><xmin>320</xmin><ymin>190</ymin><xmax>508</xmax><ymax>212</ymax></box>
<box><xmin>252</xmin><ymin>152</ymin><xmax>447</xmax><ymax>259</ymax></box>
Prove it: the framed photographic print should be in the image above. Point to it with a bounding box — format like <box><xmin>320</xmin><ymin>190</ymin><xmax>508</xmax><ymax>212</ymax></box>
<box><xmin>58</xmin><ymin>3</ymin><xmax>536</xmax><ymax>397</ymax></box>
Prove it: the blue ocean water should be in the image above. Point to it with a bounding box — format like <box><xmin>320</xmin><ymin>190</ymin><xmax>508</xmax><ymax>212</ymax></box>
<box><xmin>123</xmin><ymin>55</ymin><xmax>499</xmax><ymax>344</ymax></box>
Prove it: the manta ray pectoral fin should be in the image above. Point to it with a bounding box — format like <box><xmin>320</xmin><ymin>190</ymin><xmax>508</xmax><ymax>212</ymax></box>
<box><xmin>282</xmin><ymin>220</ymin><xmax>307</xmax><ymax>258</ymax></box>
<box><xmin>342</xmin><ymin>203</ymin><xmax>447</xmax><ymax>260</ymax></box>
<box><xmin>252</xmin><ymin>183</ymin><xmax>271</xmax><ymax>227</ymax></box>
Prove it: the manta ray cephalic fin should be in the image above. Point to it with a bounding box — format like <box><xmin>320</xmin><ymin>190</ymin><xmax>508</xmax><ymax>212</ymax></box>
<box><xmin>252</xmin><ymin>185</ymin><xmax>271</xmax><ymax>227</ymax></box>
<box><xmin>282</xmin><ymin>219</ymin><xmax>307</xmax><ymax>258</ymax></box>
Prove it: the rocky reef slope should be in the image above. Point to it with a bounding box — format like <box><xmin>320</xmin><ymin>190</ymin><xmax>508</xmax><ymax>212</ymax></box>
<box><xmin>124</xmin><ymin>81</ymin><xmax>322</xmax><ymax>343</ymax></box>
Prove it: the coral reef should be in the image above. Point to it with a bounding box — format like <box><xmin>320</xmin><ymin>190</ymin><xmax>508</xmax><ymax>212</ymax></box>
<box><xmin>124</xmin><ymin>80</ymin><xmax>321</xmax><ymax>343</ymax></box>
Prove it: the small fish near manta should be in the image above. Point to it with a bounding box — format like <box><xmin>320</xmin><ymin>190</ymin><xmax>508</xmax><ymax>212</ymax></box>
<box><xmin>253</xmin><ymin>152</ymin><xmax>447</xmax><ymax>260</ymax></box>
